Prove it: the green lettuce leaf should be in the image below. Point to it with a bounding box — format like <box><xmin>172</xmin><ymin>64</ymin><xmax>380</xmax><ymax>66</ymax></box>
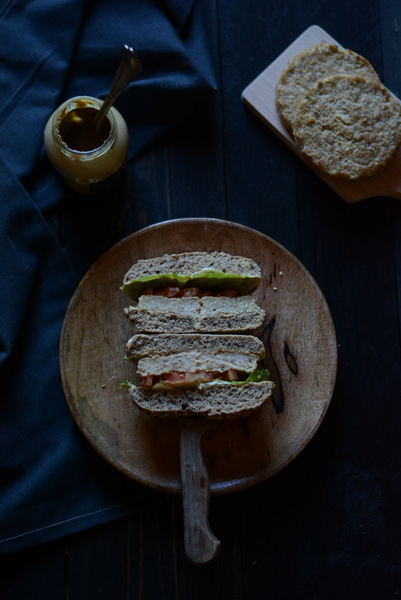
<box><xmin>242</xmin><ymin>367</ymin><xmax>271</xmax><ymax>383</ymax></box>
<box><xmin>120</xmin><ymin>380</ymin><xmax>133</xmax><ymax>388</ymax></box>
<box><xmin>120</xmin><ymin>268</ymin><xmax>261</xmax><ymax>300</ymax></box>
<box><xmin>121</xmin><ymin>369</ymin><xmax>273</xmax><ymax>391</ymax></box>
<box><xmin>201</xmin><ymin>367</ymin><xmax>272</xmax><ymax>387</ymax></box>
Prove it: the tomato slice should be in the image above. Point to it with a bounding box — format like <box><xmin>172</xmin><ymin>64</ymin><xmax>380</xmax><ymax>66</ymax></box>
<box><xmin>165</xmin><ymin>371</ymin><xmax>187</xmax><ymax>383</ymax></box>
<box><xmin>216</xmin><ymin>289</ymin><xmax>239</xmax><ymax>297</ymax></box>
<box><xmin>157</xmin><ymin>286</ymin><xmax>180</xmax><ymax>297</ymax></box>
<box><xmin>224</xmin><ymin>368</ymin><xmax>239</xmax><ymax>381</ymax></box>
<box><xmin>142</xmin><ymin>369</ymin><xmax>240</xmax><ymax>388</ymax></box>
<box><xmin>178</xmin><ymin>287</ymin><xmax>201</xmax><ymax>297</ymax></box>
<box><xmin>141</xmin><ymin>375</ymin><xmax>154</xmax><ymax>388</ymax></box>
<box><xmin>140</xmin><ymin>286</ymin><xmax>239</xmax><ymax>298</ymax></box>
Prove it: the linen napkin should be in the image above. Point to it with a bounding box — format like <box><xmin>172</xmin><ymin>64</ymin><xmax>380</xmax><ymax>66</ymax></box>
<box><xmin>0</xmin><ymin>0</ymin><xmax>216</xmax><ymax>554</ymax></box>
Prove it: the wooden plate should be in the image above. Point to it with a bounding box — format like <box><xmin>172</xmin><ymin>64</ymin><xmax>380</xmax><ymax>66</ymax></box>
<box><xmin>242</xmin><ymin>24</ymin><xmax>401</xmax><ymax>202</ymax></box>
<box><xmin>60</xmin><ymin>218</ymin><xmax>337</xmax><ymax>494</ymax></box>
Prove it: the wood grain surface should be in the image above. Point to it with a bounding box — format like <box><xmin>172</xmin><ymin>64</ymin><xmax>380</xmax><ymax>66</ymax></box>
<box><xmin>180</xmin><ymin>428</ymin><xmax>221</xmax><ymax>564</ymax></box>
<box><xmin>242</xmin><ymin>25</ymin><xmax>401</xmax><ymax>203</ymax></box>
<box><xmin>60</xmin><ymin>218</ymin><xmax>337</xmax><ymax>493</ymax></box>
<box><xmin>3</xmin><ymin>1</ymin><xmax>401</xmax><ymax>597</ymax></box>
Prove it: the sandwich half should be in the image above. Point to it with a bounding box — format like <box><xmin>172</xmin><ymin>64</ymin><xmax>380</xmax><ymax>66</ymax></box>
<box><xmin>121</xmin><ymin>251</ymin><xmax>265</xmax><ymax>334</ymax></box>
<box><xmin>121</xmin><ymin>251</ymin><xmax>262</xmax><ymax>299</ymax></box>
<box><xmin>123</xmin><ymin>333</ymin><xmax>274</xmax><ymax>418</ymax></box>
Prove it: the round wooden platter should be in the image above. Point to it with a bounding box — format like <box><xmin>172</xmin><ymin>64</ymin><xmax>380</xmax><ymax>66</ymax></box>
<box><xmin>60</xmin><ymin>218</ymin><xmax>338</xmax><ymax>495</ymax></box>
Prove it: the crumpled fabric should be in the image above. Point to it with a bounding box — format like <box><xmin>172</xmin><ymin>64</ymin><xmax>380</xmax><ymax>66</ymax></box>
<box><xmin>0</xmin><ymin>0</ymin><xmax>216</xmax><ymax>554</ymax></box>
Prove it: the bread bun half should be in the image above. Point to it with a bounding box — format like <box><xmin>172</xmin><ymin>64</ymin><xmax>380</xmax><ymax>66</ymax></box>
<box><xmin>121</xmin><ymin>251</ymin><xmax>262</xmax><ymax>300</ymax></box>
<box><xmin>127</xmin><ymin>380</ymin><xmax>274</xmax><ymax>418</ymax></box>
<box><xmin>126</xmin><ymin>295</ymin><xmax>265</xmax><ymax>334</ymax></box>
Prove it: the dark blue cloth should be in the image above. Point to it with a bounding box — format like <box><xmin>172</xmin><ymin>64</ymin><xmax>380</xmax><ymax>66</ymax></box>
<box><xmin>0</xmin><ymin>0</ymin><xmax>216</xmax><ymax>554</ymax></box>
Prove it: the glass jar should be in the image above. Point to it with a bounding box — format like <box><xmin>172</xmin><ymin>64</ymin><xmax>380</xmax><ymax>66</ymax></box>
<box><xmin>44</xmin><ymin>96</ymin><xmax>129</xmax><ymax>195</ymax></box>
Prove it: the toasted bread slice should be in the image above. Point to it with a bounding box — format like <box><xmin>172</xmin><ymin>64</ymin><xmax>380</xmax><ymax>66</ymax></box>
<box><xmin>125</xmin><ymin>295</ymin><xmax>265</xmax><ymax>334</ymax></box>
<box><xmin>127</xmin><ymin>333</ymin><xmax>265</xmax><ymax>376</ymax></box>
<box><xmin>127</xmin><ymin>332</ymin><xmax>265</xmax><ymax>359</ymax></box>
<box><xmin>127</xmin><ymin>380</ymin><xmax>274</xmax><ymax>418</ymax></box>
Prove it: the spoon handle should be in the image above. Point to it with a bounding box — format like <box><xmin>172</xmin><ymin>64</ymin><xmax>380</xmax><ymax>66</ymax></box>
<box><xmin>93</xmin><ymin>44</ymin><xmax>142</xmax><ymax>130</ymax></box>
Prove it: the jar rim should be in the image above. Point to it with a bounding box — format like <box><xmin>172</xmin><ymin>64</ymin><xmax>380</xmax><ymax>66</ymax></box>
<box><xmin>52</xmin><ymin>96</ymin><xmax>116</xmax><ymax>158</ymax></box>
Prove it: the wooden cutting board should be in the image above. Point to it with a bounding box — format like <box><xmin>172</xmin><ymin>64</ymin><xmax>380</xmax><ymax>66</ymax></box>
<box><xmin>242</xmin><ymin>24</ymin><xmax>401</xmax><ymax>203</ymax></box>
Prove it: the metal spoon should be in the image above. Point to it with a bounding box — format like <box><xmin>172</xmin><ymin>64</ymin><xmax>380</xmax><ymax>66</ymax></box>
<box><xmin>92</xmin><ymin>44</ymin><xmax>142</xmax><ymax>131</ymax></box>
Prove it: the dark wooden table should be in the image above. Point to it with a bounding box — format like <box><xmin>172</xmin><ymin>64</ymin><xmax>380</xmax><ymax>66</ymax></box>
<box><xmin>2</xmin><ymin>1</ymin><xmax>401</xmax><ymax>598</ymax></box>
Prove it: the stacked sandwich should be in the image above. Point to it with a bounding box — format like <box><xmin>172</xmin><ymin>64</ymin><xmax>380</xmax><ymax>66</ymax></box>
<box><xmin>120</xmin><ymin>251</ymin><xmax>273</xmax><ymax>418</ymax></box>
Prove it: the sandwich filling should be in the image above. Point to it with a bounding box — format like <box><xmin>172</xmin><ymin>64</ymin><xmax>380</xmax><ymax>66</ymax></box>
<box><xmin>127</xmin><ymin>336</ymin><xmax>271</xmax><ymax>391</ymax></box>
<box><xmin>138</xmin><ymin>367</ymin><xmax>270</xmax><ymax>390</ymax></box>
<box><xmin>141</xmin><ymin>286</ymin><xmax>239</xmax><ymax>298</ymax></box>
<box><xmin>121</xmin><ymin>268</ymin><xmax>260</xmax><ymax>301</ymax></box>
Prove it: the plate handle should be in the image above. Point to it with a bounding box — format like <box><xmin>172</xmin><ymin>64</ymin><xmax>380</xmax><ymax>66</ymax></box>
<box><xmin>180</xmin><ymin>428</ymin><xmax>221</xmax><ymax>564</ymax></box>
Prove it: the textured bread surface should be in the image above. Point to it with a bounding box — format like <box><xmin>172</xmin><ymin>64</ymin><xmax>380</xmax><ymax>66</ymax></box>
<box><xmin>137</xmin><ymin>352</ymin><xmax>260</xmax><ymax>376</ymax></box>
<box><xmin>276</xmin><ymin>42</ymin><xmax>380</xmax><ymax>133</ymax></box>
<box><xmin>126</xmin><ymin>295</ymin><xmax>265</xmax><ymax>334</ymax></box>
<box><xmin>293</xmin><ymin>74</ymin><xmax>401</xmax><ymax>179</ymax></box>
<box><xmin>128</xmin><ymin>334</ymin><xmax>265</xmax><ymax>376</ymax></box>
<box><xmin>127</xmin><ymin>333</ymin><xmax>265</xmax><ymax>360</ymax></box>
<box><xmin>123</xmin><ymin>251</ymin><xmax>261</xmax><ymax>283</ymax></box>
<box><xmin>129</xmin><ymin>380</ymin><xmax>274</xmax><ymax>418</ymax></box>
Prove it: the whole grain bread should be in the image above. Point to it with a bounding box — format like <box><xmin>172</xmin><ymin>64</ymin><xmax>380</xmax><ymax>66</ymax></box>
<box><xmin>128</xmin><ymin>380</ymin><xmax>274</xmax><ymax>418</ymax></box>
<box><xmin>292</xmin><ymin>73</ymin><xmax>401</xmax><ymax>179</ymax></box>
<box><xmin>126</xmin><ymin>333</ymin><xmax>266</xmax><ymax>377</ymax></box>
<box><xmin>127</xmin><ymin>333</ymin><xmax>265</xmax><ymax>359</ymax></box>
<box><xmin>276</xmin><ymin>42</ymin><xmax>380</xmax><ymax>133</ymax></box>
<box><xmin>122</xmin><ymin>251</ymin><xmax>261</xmax><ymax>295</ymax></box>
<box><xmin>126</xmin><ymin>295</ymin><xmax>265</xmax><ymax>334</ymax></box>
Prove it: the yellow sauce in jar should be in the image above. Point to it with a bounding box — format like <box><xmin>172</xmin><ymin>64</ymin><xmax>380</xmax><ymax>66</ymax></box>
<box><xmin>44</xmin><ymin>96</ymin><xmax>129</xmax><ymax>195</ymax></box>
